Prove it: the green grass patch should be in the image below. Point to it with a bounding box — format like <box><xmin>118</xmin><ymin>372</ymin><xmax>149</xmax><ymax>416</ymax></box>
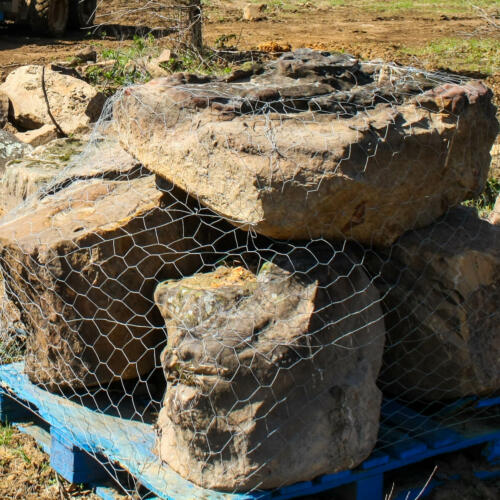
<box><xmin>86</xmin><ymin>34</ymin><xmax>232</xmax><ymax>95</ymax></box>
<box><xmin>400</xmin><ymin>38</ymin><xmax>499</xmax><ymax>75</ymax></box>
<box><xmin>463</xmin><ymin>177</ymin><xmax>500</xmax><ymax>218</ymax></box>
<box><xmin>0</xmin><ymin>423</ymin><xmax>14</xmax><ymax>447</ymax></box>
<box><xmin>363</xmin><ymin>0</ymin><xmax>498</xmax><ymax>14</ymax></box>
<box><xmin>247</xmin><ymin>0</ymin><xmax>498</xmax><ymax>14</ymax></box>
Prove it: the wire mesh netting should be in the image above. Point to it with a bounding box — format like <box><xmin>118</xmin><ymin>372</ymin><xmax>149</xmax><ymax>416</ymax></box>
<box><xmin>0</xmin><ymin>5</ymin><xmax>499</xmax><ymax>497</ymax></box>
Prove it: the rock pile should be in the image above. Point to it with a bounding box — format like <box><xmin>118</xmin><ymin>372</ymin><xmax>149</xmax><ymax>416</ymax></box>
<box><xmin>0</xmin><ymin>49</ymin><xmax>498</xmax><ymax>491</ymax></box>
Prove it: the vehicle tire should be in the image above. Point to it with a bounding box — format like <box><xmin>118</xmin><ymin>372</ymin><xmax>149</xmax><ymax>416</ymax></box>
<box><xmin>29</xmin><ymin>0</ymin><xmax>69</xmax><ymax>37</ymax></box>
<box><xmin>68</xmin><ymin>0</ymin><xmax>96</xmax><ymax>29</ymax></box>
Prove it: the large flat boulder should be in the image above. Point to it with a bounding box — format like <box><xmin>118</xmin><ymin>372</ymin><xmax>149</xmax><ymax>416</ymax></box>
<box><xmin>367</xmin><ymin>206</ymin><xmax>499</xmax><ymax>401</ymax></box>
<box><xmin>0</xmin><ymin>175</ymin><xmax>208</xmax><ymax>390</ymax></box>
<box><xmin>0</xmin><ymin>65</ymin><xmax>105</xmax><ymax>136</ymax></box>
<box><xmin>114</xmin><ymin>49</ymin><xmax>498</xmax><ymax>246</ymax></box>
<box><xmin>154</xmin><ymin>252</ymin><xmax>385</xmax><ymax>490</ymax></box>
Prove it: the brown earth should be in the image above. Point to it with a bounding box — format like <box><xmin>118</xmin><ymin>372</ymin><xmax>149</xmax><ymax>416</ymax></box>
<box><xmin>0</xmin><ymin>1</ymin><xmax>498</xmax><ymax>77</ymax></box>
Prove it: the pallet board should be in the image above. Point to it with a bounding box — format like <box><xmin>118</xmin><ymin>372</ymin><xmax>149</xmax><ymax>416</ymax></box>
<box><xmin>1</xmin><ymin>362</ymin><xmax>499</xmax><ymax>500</ymax></box>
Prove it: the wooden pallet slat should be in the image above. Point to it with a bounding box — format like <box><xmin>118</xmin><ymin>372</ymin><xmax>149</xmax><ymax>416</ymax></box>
<box><xmin>1</xmin><ymin>362</ymin><xmax>499</xmax><ymax>500</ymax></box>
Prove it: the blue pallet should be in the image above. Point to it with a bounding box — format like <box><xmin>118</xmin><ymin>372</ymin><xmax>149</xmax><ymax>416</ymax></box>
<box><xmin>1</xmin><ymin>362</ymin><xmax>499</xmax><ymax>500</ymax></box>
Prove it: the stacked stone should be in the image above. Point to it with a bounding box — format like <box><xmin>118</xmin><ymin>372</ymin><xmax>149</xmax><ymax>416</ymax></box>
<box><xmin>0</xmin><ymin>49</ymin><xmax>498</xmax><ymax>491</ymax></box>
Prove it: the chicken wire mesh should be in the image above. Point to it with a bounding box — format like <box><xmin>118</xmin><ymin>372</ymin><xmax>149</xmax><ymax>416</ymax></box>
<box><xmin>0</xmin><ymin>41</ymin><xmax>499</xmax><ymax>498</ymax></box>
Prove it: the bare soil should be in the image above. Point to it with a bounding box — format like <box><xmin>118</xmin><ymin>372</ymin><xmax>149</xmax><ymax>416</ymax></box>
<box><xmin>0</xmin><ymin>1</ymin><xmax>498</xmax><ymax>76</ymax></box>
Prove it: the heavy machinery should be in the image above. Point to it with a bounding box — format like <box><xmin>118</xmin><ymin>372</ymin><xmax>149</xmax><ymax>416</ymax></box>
<box><xmin>0</xmin><ymin>0</ymin><xmax>96</xmax><ymax>36</ymax></box>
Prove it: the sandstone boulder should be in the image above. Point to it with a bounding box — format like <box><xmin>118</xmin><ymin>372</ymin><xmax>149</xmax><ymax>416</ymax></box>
<box><xmin>0</xmin><ymin>130</ymin><xmax>31</xmax><ymax>173</ymax></box>
<box><xmin>1</xmin><ymin>138</ymin><xmax>144</xmax><ymax>213</ymax></box>
<box><xmin>154</xmin><ymin>252</ymin><xmax>385</xmax><ymax>490</ymax></box>
<box><xmin>0</xmin><ymin>175</ymin><xmax>208</xmax><ymax>390</ymax></box>
<box><xmin>242</xmin><ymin>3</ymin><xmax>266</xmax><ymax>21</ymax></box>
<box><xmin>0</xmin><ymin>268</ymin><xmax>25</xmax><ymax>363</ymax></box>
<box><xmin>490</xmin><ymin>195</ymin><xmax>499</xmax><ymax>225</ymax></box>
<box><xmin>15</xmin><ymin>124</ymin><xmax>58</xmax><ymax>147</ymax></box>
<box><xmin>0</xmin><ymin>90</ymin><xmax>8</xmax><ymax>128</ymax></box>
<box><xmin>0</xmin><ymin>65</ymin><xmax>105</xmax><ymax>136</ymax></box>
<box><xmin>114</xmin><ymin>49</ymin><xmax>498</xmax><ymax>246</ymax></box>
<box><xmin>367</xmin><ymin>206</ymin><xmax>499</xmax><ymax>401</ymax></box>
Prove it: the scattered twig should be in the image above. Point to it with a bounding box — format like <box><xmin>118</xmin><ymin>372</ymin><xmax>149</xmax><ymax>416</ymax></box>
<box><xmin>41</xmin><ymin>65</ymin><xmax>67</xmax><ymax>138</ymax></box>
<box><xmin>55</xmin><ymin>472</ymin><xmax>71</xmax><ymax>500</ymax></box>
<box><xmin>471</xmin><ymin>3</ymin><xmax>500</xmax><ymax>31</ymax></box>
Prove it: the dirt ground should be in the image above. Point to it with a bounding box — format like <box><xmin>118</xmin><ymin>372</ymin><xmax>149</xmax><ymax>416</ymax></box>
<box><xmin>0</xmin><ymin>1</ymin><xmax>498</xmax><ymax>74</ymax></box>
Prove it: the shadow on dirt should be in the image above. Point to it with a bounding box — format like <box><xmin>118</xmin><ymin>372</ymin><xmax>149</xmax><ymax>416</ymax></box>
<box><xmin>0</xmin><ymin>21</ymin><xmax>176</xmax><ymax>50</ymax></box>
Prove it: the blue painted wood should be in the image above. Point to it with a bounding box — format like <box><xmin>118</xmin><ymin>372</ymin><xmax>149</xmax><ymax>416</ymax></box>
<box><xmin>379</xmin><ymin>425</ymin><xmax>428</xmax><ymax>459</ymax></box>
<box><xmin>356</xmin><ymin>474</ymin><xmax>383</xmax><ymax>500</ymax></box>
<box><xmin>94</xmin><ymin>485</ymin><xmax>122</xmax><ymax>500</ymax></box>
<box><xmin>16</xmin><ymin>422</ymin><xmax>52</xmax><ymax>453</ymax></box>
<box><xmin>382</xmin><ymin>398</ymin><xmax>460</xmax><ymax>449</ymax></box>
<box><xmin>1</xmin><ymin>362</ymin><xmax>500</xmax><ymax>500</ymax></box>
<box><xmin>475</xmin><ymin>396</ymin><xmax>500</xmax><ymax>409</ymax></box>
<box><xmin>0</xmin><ymin>387</ymin><xmax>32</xmax><ymax>423</ymax></box>
<box><xmin>50</xmin><ymin>427</ymin><xmax>108</xmax><ymax>484</ymax></box>
<box><xmin>483</xmin><ymin>438</ymin><xmax>500</xmax><ymax>463</ymax></box>
<box><xmin>0</xmin><ymin>363</ymin><xmax>253</xmax><ymax>500</ymax></box>
<box><xmin>361</xmin><ymin>451</ymin><xmax>390</xmax><ymax>469</ymax></box>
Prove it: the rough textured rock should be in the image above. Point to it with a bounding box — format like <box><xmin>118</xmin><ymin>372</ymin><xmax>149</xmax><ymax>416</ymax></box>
<box><xmin>0</xmin><ymin>90</ymin><xmax>9</xmax><ymax>128</ymax></box>
<box><xmin>0</xmin><ymin>138</ymin><xmax>145</xmax><ymax>214</ymax></box>
<box><xmin>0</xmin><ymin>268</ymin><xmax>26</xmax><ymax>363</ymax></box>
<box><xmin>367</xmin><ymin>206</ymin><xmax>499</xmax><ymax>401</ymax></box>
<box><xmin>114</xmin><ymin>49</ymin><xmax>498</xmax><ymax>246</ymax></box>
<box><xmin>0</xmin><ymin>175</ymin><xmax>208</xmax><ymax>390</ymax></box>
<box><xmin>490</xmin><ymin>195</ymin><xmax>500</xmax><ymax>225</ymax></box>
<box><xmin>15</xmin><ymin>124</ymin><xmax>58</xmax><ymax>146</ymax></box>
<box><xmin>0</xmin><ymin>65</ymin><xmax>105</xmax><ymax>136</ymax></box>
<box><xmin>0</xmin><ymin>130</ymin><xmax>31</xmax><ymax>173</ymax></box>
<box><xmin>154</xmin><ymin>252</ymin><xmax>385</xmax><ymax>490</ymax></box>
<box><xmin>242</xmin><ymin>3</ymin><xmax>266</xmax><ymax>21</ymax></box>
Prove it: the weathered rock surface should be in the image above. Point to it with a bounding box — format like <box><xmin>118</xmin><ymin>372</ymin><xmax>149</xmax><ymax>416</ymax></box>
<box><xmin>0</xmin><ymin>90</ymin><xmax>9</xmax><ymax>128</ymax></box>
<box><xmin>114</xmin><ymin>49</ymin><xmax>498</xmax><ymax>246</ymax></box>
<box><xmin>0</xmin><ymin>138</ymin><xmax>144</xmax><ymax>215</ymax></box>
<box><xmin>0</xmin><ymin>130</ymin><xmax>31</xmax><ymax>174</ymax></box>
<box><xmin>0</xmin><ymin>268</ymin><xmax>26</xmax><ymax>362</ymax></box>
<box><xmin>367</xmin><ymin>206</ymin><xmax>499</xmax><ymax>401</ymax></box>
<box><xmin>15</xmin><ymin>124</ymin><xmax>58</xmax><ymax>146</ymax></box>
<box><xmin>154</xmin><ymin>252</ymin><xmax>385</xmax><ymax>490</ymax></box>
<box><xmin>490</xmin><ymin>195</ymin><xmax>500</xmax><ymax>225</ymax></box>
<box><xmin>0</xmin><ymin>65</ymin><xmax>105</xmax><ymax>136</ymax></box>
<box><xmin>242</xmin><ymin>3</ymin><xmax>266</xmax><ymax>21</ymax></box>
<box><xmin>0</xmin><ymin>175</ymin><xmax>208</xmax><ymax>390</ymax></box>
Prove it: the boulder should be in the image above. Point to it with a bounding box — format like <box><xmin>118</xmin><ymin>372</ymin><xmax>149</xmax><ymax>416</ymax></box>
<box><xmin>0</xmin><ymin>130</ymin><xmax>31</xmax><ymax>173</ymax></box>
<box><xmin>242</xmin><ymin>3</ymin><xmax>266</xmax><ymax>21</ymax></box>
<box><xmin>367</xmin><ymin>206</ymin><xmax>499</xmax><ymax>401</ymax></box>
<box><xmin>114</xmin><ymin>49</ymin><xmax>498</xmax><ymax>246</ymax></box>
<box><xmin>1</xmin><ymin>138</ymin><xmax>144</xmax><ymax>213</ymax></box>
<box><xmin>490</xmin><ymin>195</ymin><xmax>499</xmax><ymax>225</ymax></box>
<box><xmin>0</xmin><ymin>90</ymin><xmax>8</xmax><ymax>128</ymax></box>
<box><xmin>0</xmin><ymin>268</ymin><xmax>26</xmax><ymax>363</ymax></box>
<box><xmin>154</xmin><ymin>252</ymin><xmax>385</xmax><ymax>490</ymax></box>
<box><xmin>15</xmin><ymin>124</ymin><xmax>58</xmax><ymax>147</ymax></box>
<box><xmin>0</xmin><ymin>65</ymin><xmax>105</xmax><ymax>136</ymax></box>
<box><xmin>0</xmin><ymin>175</ymin><xmax>208</xmax><ymax>390</ymax></box>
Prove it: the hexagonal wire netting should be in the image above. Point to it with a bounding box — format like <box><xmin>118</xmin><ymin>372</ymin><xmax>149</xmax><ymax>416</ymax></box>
<box><xmin>0</xmin><ymin>1</ymin><xmax>498</xmax><ymax>498</ymax></box>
